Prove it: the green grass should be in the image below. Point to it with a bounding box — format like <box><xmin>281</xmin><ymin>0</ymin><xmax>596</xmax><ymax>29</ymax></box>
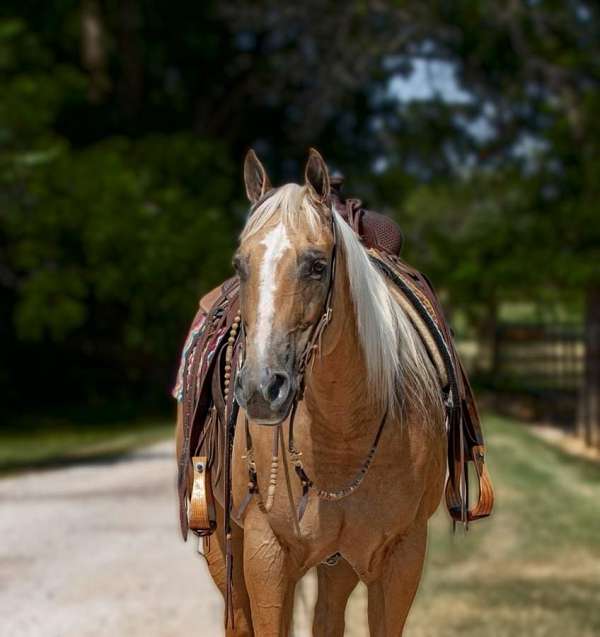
<box><xmin>405</xmin><ymin>414</ymin><xmax>600</xmax><ymax>636</ymax></box>
<box><xmin>0</xmin><ymin>418</ymin><xmax>173</xmax><ymax>474</ymax></box>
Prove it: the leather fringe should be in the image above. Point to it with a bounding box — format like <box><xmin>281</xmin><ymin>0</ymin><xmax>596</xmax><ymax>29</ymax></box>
<box><xmin>224</xmin><ymin>399</ymin><xmax>239</xmax><ymax>629</ymax></box>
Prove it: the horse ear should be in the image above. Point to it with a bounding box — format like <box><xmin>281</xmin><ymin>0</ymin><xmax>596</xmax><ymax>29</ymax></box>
<box><xmin>304</xmin><ymin>148</ymin><xmax>330</xmax><ymax>202</ymax></box>
<box><xmin>243</xmin><ymin>149</ymin><xmax>271</xmax><ymax>204</ymax></box>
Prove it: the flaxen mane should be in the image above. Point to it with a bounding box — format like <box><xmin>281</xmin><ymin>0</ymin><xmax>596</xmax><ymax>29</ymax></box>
<box><xmin>241</xmin><ymin>183</ymin><xmax>441</xmax><ymax>418</ymax></box>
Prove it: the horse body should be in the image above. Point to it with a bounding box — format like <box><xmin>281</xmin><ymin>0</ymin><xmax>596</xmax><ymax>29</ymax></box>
<box><xmin>179</xmin><ymin>149</ymin><xmax>450</xmax><ymax>636</ymax></box>
<box><xmin>231</xmin><ymin>260</ymin><xmax>446</xmax><ymax>575</ymax></box>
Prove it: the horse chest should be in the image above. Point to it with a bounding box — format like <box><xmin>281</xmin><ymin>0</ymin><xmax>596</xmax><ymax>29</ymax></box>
<box><xmin>232</xmin><ymin>417</ymin><xmax>445</xmax><ymax>576</ymax></box>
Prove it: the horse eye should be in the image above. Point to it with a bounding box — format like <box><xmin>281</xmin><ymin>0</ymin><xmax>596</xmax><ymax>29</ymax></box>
<box><xmin>309</xmin><ymin>260</ymin><xmax>327</xmax><ymax>279</ymax></box>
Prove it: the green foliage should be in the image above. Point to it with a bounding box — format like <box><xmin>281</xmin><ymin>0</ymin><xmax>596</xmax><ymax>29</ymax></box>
<box><xmin>0</xmin><ymin>15</ymin><xmax>240</xmax><ymax>407</ymax></box>
<box><xmin>0</xmin><ymin>2</ymin><xmax>599</xmax><ymax>414</ymax></box>
<box><xmin>396</xmin><ymin>169</ymin><xmax>580</xmax><ymax>309</ymax></box>
<box><xmin>5</xmin><ymin>133</ymin><xmax>237</xmax><ymax>357</ymax></box>
<box><xmin>0</xmin><ymin>417</ymin><xmax>172</xmax><ymax>473</ymax></box>
<box><xmin>0</xmin><ymin>20</ymin><xmax>70</xmax><ymax>136</ymax></box>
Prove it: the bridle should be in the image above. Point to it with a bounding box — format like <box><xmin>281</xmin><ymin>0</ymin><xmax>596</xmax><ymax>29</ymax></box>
<box><xmin>237</xmin><ymin>200</ymin><xmax>389</xmax><ymax>523</ymax></box>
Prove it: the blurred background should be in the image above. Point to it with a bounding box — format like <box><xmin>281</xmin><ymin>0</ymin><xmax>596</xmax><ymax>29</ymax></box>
<box><xmin>0</xmin><ymin>1</ymin><xmax>599</xmax><ymax>636</ymax></box>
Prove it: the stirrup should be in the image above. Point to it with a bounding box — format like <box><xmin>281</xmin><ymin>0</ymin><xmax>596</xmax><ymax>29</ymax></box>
<box><xmin>188</xmin><ymin>456</ymin><xmax>217</xmax><ymax>536</ymax></box>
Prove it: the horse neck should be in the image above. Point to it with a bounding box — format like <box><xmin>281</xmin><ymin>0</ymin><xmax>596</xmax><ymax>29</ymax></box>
<box><xmin>302</xmin><ymin>253</ymin><xmax>378</xmax><ymax>437</ymax></box>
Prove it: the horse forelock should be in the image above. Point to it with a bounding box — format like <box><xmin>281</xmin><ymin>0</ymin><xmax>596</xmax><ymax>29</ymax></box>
<box><xmin>241</xmin><ymin>183</ymin><xmax>324</xmax><ymax>242</ymax></box>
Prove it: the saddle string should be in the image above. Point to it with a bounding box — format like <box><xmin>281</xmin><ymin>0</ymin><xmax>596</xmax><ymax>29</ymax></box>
<box><xmin>239</xmin><ymin>418</ymin><xmax>280</xmax><ymax>517</ymax></box>
<box><xmin>179</xmin><ymin>318</ymin><xmax>211</xmax><ymax>537</ymax></box>
<box><xmin>279</xmin><ymin>423</ymin><xmax>303</xmax><ymax>538</ymax></box>
<box><xmin>223</xmin><ymin>397</ymin><xmax>238</xmax><ymax>630</ymax></box>
<box><xmin>222</xmin><ymin>312</ymin><xmax>241</xmax><ymax>630</ymax></box>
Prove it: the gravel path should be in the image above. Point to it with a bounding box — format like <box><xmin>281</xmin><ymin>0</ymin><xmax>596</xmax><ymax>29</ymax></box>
<box><xmin>0</xmin><ymin>440</ymin><xmax>368</xmax><ymax>637</ymax></box>
<box><xmin>0</xmin><ymin>441</ymin><xmax>226</xmax><ymax>636</ymax></box>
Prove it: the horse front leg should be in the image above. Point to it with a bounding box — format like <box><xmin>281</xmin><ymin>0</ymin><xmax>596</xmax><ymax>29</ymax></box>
<box><xmin>313</xmin><ymin>558</ymin><xmax>359</xmax><ymax>637</ymax></box>
<box><xmin>243</xmin><ymin>507</ymin><xmax>295</xmax><ymax>637</ymax></box>
<box><xmin>367</xmin><ymin>522</ymin><xmax>428</xmax><ymax>637</ymax></box>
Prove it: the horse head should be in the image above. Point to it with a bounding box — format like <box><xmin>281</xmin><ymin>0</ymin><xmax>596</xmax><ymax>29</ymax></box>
<box><xmin>234</xmin><ymin>149</ymin><xmax>336</xmax><ymax>424</ymax></box>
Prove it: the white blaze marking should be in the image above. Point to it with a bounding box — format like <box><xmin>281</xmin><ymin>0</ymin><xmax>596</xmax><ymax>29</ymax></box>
<box><xmin>256</xmin><ymin>224</ymin><xmax>291</xmax><ymax>363</ymax></box>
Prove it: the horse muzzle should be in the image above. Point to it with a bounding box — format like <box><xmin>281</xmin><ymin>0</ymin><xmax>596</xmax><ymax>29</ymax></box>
<box><xmin>234</xmin><ymin>364</ymin><xmax>295</xmax><ymax>425</ymax></box>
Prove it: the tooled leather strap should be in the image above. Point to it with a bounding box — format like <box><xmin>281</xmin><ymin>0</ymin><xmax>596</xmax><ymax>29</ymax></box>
<box><xmin>370</xmin><ymin>254</ymin><xmax>494</xmax><ymax>525</ymax></box>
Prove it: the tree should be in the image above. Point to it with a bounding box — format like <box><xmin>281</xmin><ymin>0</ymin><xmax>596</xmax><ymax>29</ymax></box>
<box><xmin>434</xmin><ymin>0</ymin><xmax>600</xmax><ymax>446</ymax></box>
<box><xmin>349</xmin><ymin>0</ymin><xmax>599</xmax><ymax>444</ymax></box>
<box><xmin>1</xmin><ymin>1</ymin><xmax>598</xmax><ymax>430</ymax></box>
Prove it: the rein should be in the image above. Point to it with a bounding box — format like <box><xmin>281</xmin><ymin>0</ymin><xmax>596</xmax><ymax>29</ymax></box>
<box><xmin>287</xmin><ymin>401</ymin><xmax>389</xmax><ymax>521</ymax></box>
<box><xmin>237</xmin><ymin>213</ymin><xmax>390</xmax><ymax>523</ymax></box>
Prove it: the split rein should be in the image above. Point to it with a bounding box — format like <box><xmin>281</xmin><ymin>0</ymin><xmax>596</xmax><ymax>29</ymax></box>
<box><xmin>238</xmin><ymin>397</ymin><xmax>389</xmax><ymax>523</ymax></box>
<box><xmin>235</xmin><ymin>217</ymin><xmax>390</xmax><ymax>523</ymax></box>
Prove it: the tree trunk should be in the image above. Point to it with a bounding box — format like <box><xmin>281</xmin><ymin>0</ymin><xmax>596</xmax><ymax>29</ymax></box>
<box><xmin>117</xmin><ymin>0</ymin><xmax>144</xmax><ymax>122</ymax></box>
<box><xmin>577</xmin><ymin>285</ymin><xmax>600</xmax><ymax>448</ymax></box>
<box><xmin>81</xmin><ymin>0</ymin><xmax>109</xmax><ymax>102</ymax></box>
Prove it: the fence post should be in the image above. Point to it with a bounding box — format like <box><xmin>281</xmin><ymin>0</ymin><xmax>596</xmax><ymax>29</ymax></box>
<box><xmin>577</xmin><ymin>285</ymin><xmax>600</xmax><ymax>448</ymax></box>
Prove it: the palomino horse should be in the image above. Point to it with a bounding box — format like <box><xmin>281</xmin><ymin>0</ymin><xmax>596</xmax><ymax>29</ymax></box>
<box><xmin>177</xmin><ymin>149</ymin><xmax>447</xmax><ymax>636</ymax></box>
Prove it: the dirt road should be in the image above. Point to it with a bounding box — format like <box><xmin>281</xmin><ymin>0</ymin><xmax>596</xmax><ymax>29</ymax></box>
<box><xmin>3</xmin><ymin>416</ymin><xmax>600</xmax><ymax>636</ymax></box>
<box><xmin>0</xmin><ymin>441</ymin><xmax>367</xmax><ymax>637</ymax></box>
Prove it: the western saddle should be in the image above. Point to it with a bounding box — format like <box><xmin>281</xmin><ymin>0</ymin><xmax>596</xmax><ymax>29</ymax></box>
<box><xmin>174</xmin><ymin>178</ymin><xmax>494</xmax><ymax>546</ymax></box>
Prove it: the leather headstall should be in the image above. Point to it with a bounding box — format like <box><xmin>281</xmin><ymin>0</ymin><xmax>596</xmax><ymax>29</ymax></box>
<box><xmin>237</xmin><ymin>207</ymin><xmax>392</xmax><ymax>524</ymax></box>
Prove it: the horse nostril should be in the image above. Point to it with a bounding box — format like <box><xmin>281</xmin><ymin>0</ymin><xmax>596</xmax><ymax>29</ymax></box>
<box><xmin>267</xmin><ymin>374</ymin><xmax>285</xmax><ymax>402</ymax></box>
<box><xmin>262</xmin><ymin>372</ymin><xmax>290</xmax><ymax>409</ymax></box>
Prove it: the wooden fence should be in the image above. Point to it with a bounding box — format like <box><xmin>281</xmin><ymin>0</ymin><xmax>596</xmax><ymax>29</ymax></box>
<box><xmin>493</xmin><ymin>321</ymin><xmax>584</xmax><ymax>426</ymax></box>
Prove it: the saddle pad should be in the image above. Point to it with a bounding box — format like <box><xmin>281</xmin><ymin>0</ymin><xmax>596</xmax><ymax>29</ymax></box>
<box><xmin>172</xmin><ymin>306</ymin><xmax>209</xmax><ymax>402</ymax></box>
